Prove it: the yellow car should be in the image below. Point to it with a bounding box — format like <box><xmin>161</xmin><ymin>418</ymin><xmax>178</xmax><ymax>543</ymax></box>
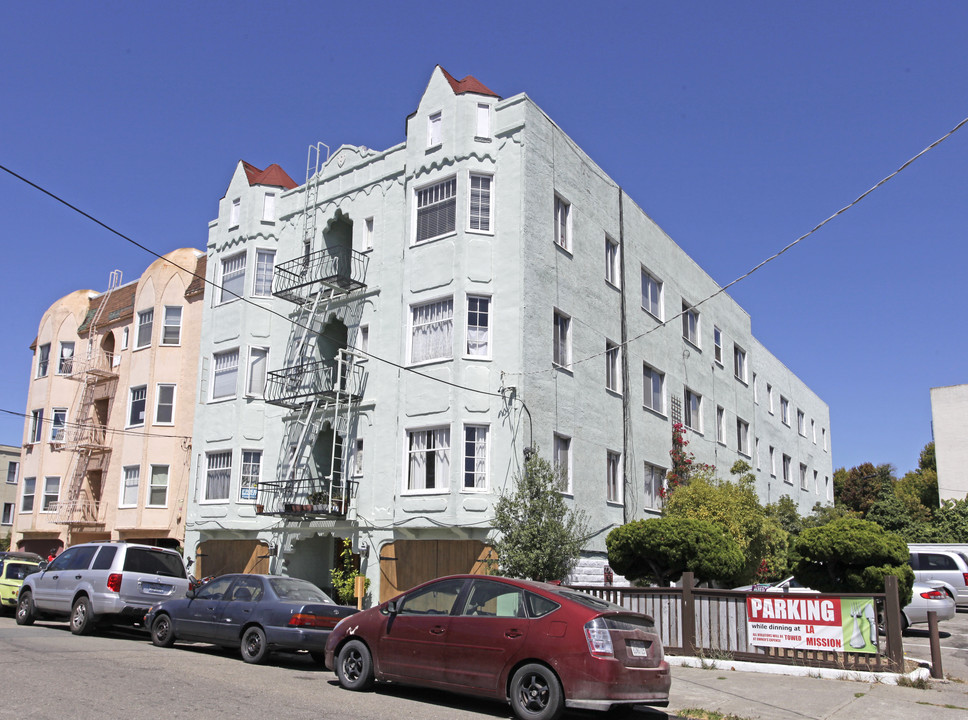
<box><xmin>0</xmin><ymin>555</ymin><xmax>42</xmax><ymax>611</ymax></box>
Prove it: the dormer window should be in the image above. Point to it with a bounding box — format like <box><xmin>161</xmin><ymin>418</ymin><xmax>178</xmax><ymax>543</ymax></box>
<box><xmin>230</xmin><ymin>198</ymin><xmax>240</xmax><ymax>227</ymax></box>
<box><xmin>428</xmin><ymin>112</ymin><xmax>442</xmax><ymax>147</ymax></box>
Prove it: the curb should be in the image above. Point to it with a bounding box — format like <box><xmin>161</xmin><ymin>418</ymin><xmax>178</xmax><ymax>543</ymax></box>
<box><xmin>666</xmin><ymin>654</ymin><xmax>933</xmax><ymax>685</ymax></box>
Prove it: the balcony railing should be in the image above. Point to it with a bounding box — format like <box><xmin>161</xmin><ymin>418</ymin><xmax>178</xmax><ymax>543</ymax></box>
<box><xmin>68</xmin><ymin>423</ymin><xmax>113</xmax><ymax>452</ymax></box>
<box><xmin>51</xmin><ymin>499</ymin><xmax>102</xmax><ymax>526</ymax></box>
<box><xmin>265</xmin><ymin>358</ymin><xmax>366</xmax><ymax>409</ymax></box>
<box><xmin>67</xmin><ymin>350</ymin><xmax>120</xmax><ymax>382</ymax></box>
<box><xmin>255</xmin><ymin>476</ymin><xmax>348</xmax><ymax>519</ymax></box>
<box><xmin>273</xmin><ymin>246</ymin><xmax>369</xmax><ymax>304</ymax></box>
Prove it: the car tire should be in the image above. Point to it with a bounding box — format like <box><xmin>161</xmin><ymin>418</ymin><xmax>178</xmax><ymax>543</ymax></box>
<box><xmin>151</xmin><ymin>614</ymin><xmax>176</xmax><ymax>648</ymax></box>
<box><xmin>70</xmin><ymin>596</ymin><xmax>95</xmax><ymax>635</ymax></box>
<box><xmin>240</xmin><ymin>626</ymin><xmax>269</xmax><ymax>664</ymax></box>
<box><xmin>336</xmin><ymin>639</ymin><xmax>374</xmax><ymax>691</ymax></box>
<box><xmin>510</xmin><ymin>663</ymin><xmax>564</xmax><ymax>720</ymax></box>
<box><xmin>16</xmin><ymin>591</ymin><xmax>36</xmax><ymax>626</ymax></box>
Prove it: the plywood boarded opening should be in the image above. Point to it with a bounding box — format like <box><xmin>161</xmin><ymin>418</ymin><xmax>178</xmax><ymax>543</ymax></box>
<box><xmin>196</xmin><ymin>539</ymin><xmax>271</xmax><ymax>577</ymax></box>
<box><xmin>378</xmin><ymin>539</ymin><xmax>494</xmax><ymax>602</ymax></box>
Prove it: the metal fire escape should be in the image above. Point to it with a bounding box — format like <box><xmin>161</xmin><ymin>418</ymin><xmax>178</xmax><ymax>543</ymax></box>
<box><xmin>55</xmin><ymin>270</ymin><xmax>123</xmax><ymax>533</ymax></box>
<box><xmin>258</xmin><ymin>143</ymin><xmax>369</xmax><ymax>520</ymax></box>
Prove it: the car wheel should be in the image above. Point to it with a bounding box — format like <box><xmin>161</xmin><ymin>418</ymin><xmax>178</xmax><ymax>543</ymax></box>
<box><xmin>510</xmin><ymin>663</ymin><xmax>564</xmax><ymax>720</ymax></box>
<box><xmin>240</xmin><ymin>626</ymin><xmax>269</xmax><ymax>664</ymax></box>
<box><xmin>336</xmin><ymin>639</ymin><xmax>374</xmax><ymax>691</ymax></box>
<box><xmin>16</xmin><ymin>591</ymin><xmax>36</xmax><ymax>626</ymax></box>
<box><xmin>70</xmin><ymin>596</ymin><xmax>95</xmax><ymax>635</ymax></box>
<box><xmin>151</xmin><ymin>614</ymin><xmax>176</xmax><ymax>648</ymax></box>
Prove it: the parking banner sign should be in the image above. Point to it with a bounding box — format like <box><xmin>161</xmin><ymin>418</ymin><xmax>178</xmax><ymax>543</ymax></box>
<box><xmin>745</xmin><ymin>595</ymin><xmax>877</xmax><ymax>653</ymax></box>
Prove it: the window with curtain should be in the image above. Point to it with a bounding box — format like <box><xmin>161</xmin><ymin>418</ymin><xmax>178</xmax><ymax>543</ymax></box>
<box><xmin>205</xmin><ymin>451</ymin><xmax>232</xmax><ymax>501</ymax></box>
<box><xmin>58</xmin><ymin>342</ymin><xmax>74</xmax><ymax>374</ymax></box>
<box><xmin>50</xmin><ymin>408</ymin><xmax>66</xmax><ymax>442</ymax></box>
<box><xmin>253</xmin><ymin>249</ymin><xmax>275</xmax><ymax>297</ymax></box>
<box><xmin>220</xmin><ymin>252</ymin><xmax>246</xmax><ymax>303</ymax></box>
<box><xmin>463</xmin><ymin>425</ymin><xmax>488</xmax><ymax>490</ymax></box>
<box><xmin>240</xmin><ymin>451</ymin><xmax>261</xmax><ymax>501</ymax></box>
<box><xmin>212</xmin><ymin>349</ymin><xmax>239</xmax><ymax>400</ymax></box>
<box><xmin>466</xmin><ymin>296</ymin><xmax>490</xmax><ymax>357</ymax></box>
<box><xmin>121</xmin><ymin>466</ymin><xmax>140</xmax><ymax>506</ymax></box>
<box><xmin>407</xmin><ymin>427</ymin><xmax>450</xmax><ymax>491</ymax></box>
<box><xmin>411</xmin><ymin>298</ymin><xmax>453</xmax><ymax>364</ymax></box>
<box><xmin>247</xmin><ymin>347</ymin><xmax>268</xmax><ymax>396</ymax></box>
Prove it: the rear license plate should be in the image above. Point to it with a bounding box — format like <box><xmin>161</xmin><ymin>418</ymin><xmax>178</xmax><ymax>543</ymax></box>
<box><xmin>627</xmin><ymin>639</ymin><xmax>651</xmax><ymax>657</ymax></box>
<box><xmin>141</xmin><ymin>582</ymin><xmax>172</xmax><ymax>595</ymax></box>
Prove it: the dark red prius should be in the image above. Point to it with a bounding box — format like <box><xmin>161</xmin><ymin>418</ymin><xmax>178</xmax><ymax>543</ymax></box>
<box><xmin>324</xmin><ymin>574</ymin><xmax>670</xmax><ymax>720</ymax></box>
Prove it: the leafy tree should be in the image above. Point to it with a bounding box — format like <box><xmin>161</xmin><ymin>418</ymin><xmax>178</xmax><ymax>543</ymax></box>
<box><xmin>606</xmin><ymin>517</ymin><xmax>744</xmax><ymax>586</ymax></box>
<box><xmin>330</xmin><ymin>538</ymin><xmax>370</xmax><ymax>606</ymax></box>
<box><xmin>932</xmin><ymin>497</ymin><xmax>968</xmax><ymax>543</ymax></box>
<box><xmin>491</xmin><ymin>449</ymin><xmax>589</xmax><ymax>582</ymax></box>
<box><xmin>865</xmin><ymin>494</ymin><xmax>932</xmax><ymax>542</ymax></box>
<box><xmin>791</xmin><ymin>517</ymin><xmax>914</xmax><ymax>606</ymax></box>
<box><xmin>765</xmin><ymin>495</ymin><xmax>803</xmax><ymax>536</ymax></box>
<box><xmin>835</xmin><ymin>463</ymin><xmax>894</xmax><ymax>516</ymax></box>
<box><xmin>663</xmin><ymin>462</ymin><xmax>787</xmax><ymax>585</ymax></box>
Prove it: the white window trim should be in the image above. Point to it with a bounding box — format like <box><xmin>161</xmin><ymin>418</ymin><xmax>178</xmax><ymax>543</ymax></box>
<box><xmin>362</xmin><ymin>217</ymin><xmax>374</xmax><ymax>251</ymax></box>
<box><xmin>605</xmin><ymin>235</ymin><xmax>621</xmax><ymax>288</ymax></box>
<box><xmin>57</xmin><ymin>342</ymin><xmax>75</xmax><ymax>375</ymax></box>
<box><xmin>262</xmin><ymin>192</ymin><xmax>276</xmax><ymax>223</ymax></box>
<box><xmin>605</xmin><ymin>341</ymin><xmax>621</xmax><ymax>394</ymax></box>
<box><xmin>467</xmin><ymin>172</ymin><xmax>494</xmax><ymax>235</ymax></box>
<box><xmin>50</xmin><ymin>408</ymin><xmax>67</xmax><ymax>444</ymax></box>
<box><xmin>475</xmin><ymin>102</ymin><xmax>490</xmax><ymax>139</ymax></box>
<box><xmin>736</xmin><ymin>418</ymin><xmax>750</xmax><ymax>456</ymax></box>
<box><xmin>161</xmin><ymin>306</ymin><xmax>182</xmax><ymax>346</ymax></box>
<box><xmin>121</xmin><ymin>327</ymin><xmax>129</xmax><ymax>350</ymax></box>
<box><xmin>219</xmin><ymin>251</ymin><xmax>247</xmax><ymax>305</ymax></box>
<box><xmin>413</xmin><ymin>175</ymin><xmax>458</xmax><ymax>245</ymax></box>
<box><xmin>41</xmin><ymin>476</ymin><xmax>60</xmax><ymax>513</ymax></box>
<box><xmin>554</xmin><ymin>433</ymin><xmax>573</xmax><ymax>495</ymax></box>
<box><xmin>643</xmin><ymin>363</ymin><xmax>665</xmax><ymax>415</ymax></box>
<box><xmin>21</xmin><ymin>477</ymin><xmax>36</xmax><ymax>513</ymax></box>
<box><xmin>29</xmin><ymin>409</ymin><xmax>44</xmax><ymax>444</ymax></box>
<box><xmin>230</xmin><ymin>197</ymin><xmax>241</xmax><ymax>227</ymax></box>
<box><xmin>427</xmin><ymin>111</ymin><xmax>442</xmax><ymax>148</ymax></box>
<box><xmin>409</xmin><ymin>296</ymin><xmax>454</xmax><ymax>366</ymax></box>
<box><xmin>210</xmin><ymin>348</ymin><xmax>240</xmax><ymax>402</ymax></box>
<box><xmin>119</xmin><ymin>465</ymin><xmax>140</xmax><ymax>508</ymax></box>
<box><xmin>734</xmin><ymin>345</ymin><xmax>747</xmax><ymax>383</ymax></box>
<box><xmin>136</xmin><ymin>309</ymin><xmax>154</xmax><ymax>349</ymax></box>
<box><xmin>203</xmin><ymin>450</ymin><xmax>233</xmax><ymax>504</ymax></box>
<box><xmin>713</xmin><ymin>327</ymin><xmax>723</xmax><ymax>366</ymax></box>
<box><xmin>684</xmin><ymin>388</ymin><xmax>703</xmax><ymax>433</ymax></box>
<box><xmin>252</xmin><ymin>248</ymin><xmax>276</xmax><ymax>298</ymax></box>
<box><xmin>404</xmin><ymin>425</ymin><xmax>451</xmax><ymax>495</ymax></box>
<box><xmin>553</xmin><ymin>309</ymin><xmax>572</xmax><ymax>370</ymax></box>
<box><xmin>36</xmin><ymin>343</ymin><xmax>50</xmax><ymax>378</ymax></box>
<box><xmin>716</xmin><ymin>406</ymin><xmax>725</xmax><ymax>444</ymax></box>
<box><xmin>127</xmin><ymin>385</ymin><xmax>147</xmax><ymax>428</ymax></box>
<box><xmin>682</xmin><ymin>302</ymin><xmax>700</xmax><ymax>348</ymax></box>
<box><xmin>461</xmin><ymin>424</ymin><xmax>489</xmax><ymax>493</ymax></box>
<box><xmin>606</xmin><ymin>450</ymin><xmax>623</xmax><ymax>505</ymax></box>
<box><xmin>464</xmin><ymin>294</ymin><xmax>491</xmax><ymax>360</ymax></box>
<box><xmin>245</xmin><ymin>346</ymin><xmax>269</xmax><ymax>398</ymax></box>
<box><xmin>641</xmin><ymin>267</ymin><xmax>663</xmax><ymax>320</ymax></box>
<box><xmin>554</xmin><ymin>194</ymin><xmax>572</xmax><ymax>252</ymax></box>
<box><xmin>147</xmin><ymin>464</ymin><xmax>170</xmax><ymax>508</ymax></box>
<box><xmin>154</xmin><ymin>383</ymin><xmax>176</xmax><ymax>426</ymax></box>
<box><xmin>240</xmin><ymin>450</ymin><xmax>262</xmax><ymax>503</ymax></box>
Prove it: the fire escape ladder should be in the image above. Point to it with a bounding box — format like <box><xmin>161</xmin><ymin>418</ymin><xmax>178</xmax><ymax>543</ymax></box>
<box><xmin>57</xmin><ymin>269</ymin><xmax>122</xmax><ymax>529</ymax></box>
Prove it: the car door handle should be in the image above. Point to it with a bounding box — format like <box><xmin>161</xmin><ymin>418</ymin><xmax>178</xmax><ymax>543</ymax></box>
<box><xmin>430</xmin><ymin>626</ymin><xmax>446</xmax><ymax>635</ymax></box>
<box><xmin>506</xmin><ymin>630</ymin><xmax>523</xmax><ymax>638</ymax></box>
<box><xmin>75</xmin><ymin>575</ymin><xmax>83</xmax><ymax>580</ymax></box>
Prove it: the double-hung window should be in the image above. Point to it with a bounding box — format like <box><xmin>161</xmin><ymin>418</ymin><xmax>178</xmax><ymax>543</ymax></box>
<box><xmin>220</xmin><ymin>252</ymin><xmax>246</xmax><ymax>302</ymax></box>
<box><xmin>736</xmin><ymin>418</ymin><xmax>750</xmax><ymax>455</ymax></box>
<box><xmin>149</xmin><ymin>465</ymin><xmax>169</xmax><ymax>506</ymax></box>
<box><xmin>262</xmin><ymin>192</ymin><xmax>275</xmax><ymax>222</ymax></box>
<box><xmin>605</xmin><ymin>341</ymin><xmax>621</xmax><ymax>393</ymax></box>
<box><xmin>230</xmin><ymin>198</ymin><xmax>240</xmax><ymax>226</ymax></box>
<box><xmin>42</xmin><ymin>477</ymin><xmax>59</xmax><ymax>512</ymax></box>
<box><xmin>553</xmin><ymin>310</ymin><xmax>571</xmax><ymax>368</ymax></box>
<box><xmin>554</xmin><ymin>195</ymin><xmax>571</xmax><ymax>251</ymax></box>
<box><xmin>415</xmin><ymin>177</ymin><xmax>456</xmax><ymax>243</ymax></box>
<box><xmin>362</xmin><ymin>218</ymin><xmax>374</xmax><ymax>251</ymax></box>
<box><xmin>643</xmin><ymin>364</ymin><xmax>664</xmax><ymax>413</ymax></box>
<box><xmin>205</xmin><ymin>451</ymin><xmax>232</xmax><ymax>501</ymax></box>
<box><xmin>21</xmin><ymin>477</ymin><xmax>35</xmax><ymax>513</ymax></box>
<box><xmin>410</xmin><ymin>298</ymin><xmax>453</xmax><ymax>364</ymax></box>
<box><xmin>782</xmin><ymin>454</ymin><xmax>792</xmax><ymax>483</ymax></box>
<box><xmin>253</xmin><ymin>249</ymin><xmax>275</xmax><ymax>297</ymax></box>
<box><xmin>58</xmin><ymin>342</ymin><xmax>74</xmax><ymax>374</ymax></box>
<box><xmin>641</xmin><ymin>269</ymin><xmax>662</xmax><ymax>319</ymax></box>
<box><xmin>554</xmin><ymin>434</ymin><xmax>572</xmax><ymax>493</ymax></box>
<box><xmin>682</xmin><ymin>302</ymin><xmax>700</xmax><ymax>346</ymax></box>
<box><xmin>162</xmin><ymin>306</ymin><xmax>182</xmax><ymax>345</ymax></box>
<box><xmin>212</xmin><ymin>349</ymin><xmax>240</xmax><ymax>400</ymax></box>
<box><xmin>120</xmin><ymin>466</ymin><xmax>140</xmax><ymax>507</ymax></box>
<box><xmin>37</xmin><ymin>343</ymin><xmax>50</xmax><ymax>377</ymax></box>
<box><xmin>800</xmin><ymin>463</ymin><xmax>809</xmax><ymax>490</ymax></box>
<box><xmin>428</xmin><ymin>112</ymin><xmax>442</xmax><ymax>147</ymax></box>
<box><xmin>469</xmin><ymin>174</ymin><xmax>492</xmax><ymax>232</ymax></box>
<box><xmin>797</xmin><ymin>410</ymin><xmax>806</xmax><ymax>436</ymax></box>
<box><xmin>241</xmin><ymin>451</ymin><xmax>261</xmax><ymax>501</ymax></box>
<box><xmin>155</xmin><ymin>384</ymin><xmax>175</xmax><ymax>424</ymax></box>
<box><xmin>716</xmin><ymin>406</ymin><xmax>725</xmax><ymax>444</ymax></box>
<box><xmin>463</xmin><ymin>425</ymin><xmax>488</xmax><ymax>491</ymax></box>
<box><xmin>466</xmin><ymin>296</ymin><xmax>490</xmax><ymax>357</ymax></box>
<box><xmin>684</xmin><ymin>388</ymin><xmax>702</xmax><ymax>432</ymax></box>
<box><xmin>137</xmin><ymin>309</ymin><xmax>154</xmax><ymax>348</ymax></box>
<box><xmin>246</xmin><ymin>347</ymin><xmax>268</xmax><ymax>397</ymax></box>
<box><xmin>476</xmin><ymin>103</ymin><xmax>490</xmax><ymax>138</ymax></box>
<box><xmin>644</xmin><ymin>463</ymin><xmax>665</xmax><ymax>509</ymax></box>
<box><xmin>50</xmin><ymin>408</ymin><xmax>67</xmax><ymax>443</ymax></box>
<box><xmin>407</xmin><ymin>427</ymin><xmax>450</xmax><ymax>491</ymax></box>
<box><xmin>734</xmin><ymin>345</ymin><xmax>747</xmax><ymax>382</ymax></box>
<box><xmin>606</xmin><ymin>451</ymin><xmax>622</xmax><ymax>504</ymax></box>
<box><xmin>6</xmin><ymin>461</ymin><xmax>18</xmax><ymax>485</ymax></box>
<box><xmin>1</xmin><ymin>503</ymin><xmax>12</xmax><ymax>525</ymax></box>
<box><xmin>605</xmin><ymin>236</ymin><xmax>620</xmax><ymax>287</ymax></box>
<box><xmin>29</xmin><ymin>410</ymin><xmax>44</xmax><ymax>444</ymax></box>
<box><xmin>128</xmin><ymin>386</ymin><xmax>147</xmax><ymax>427</ymax></box>
<box><xmin>714</xmin><ymin>327</ymin><xmax>723</xmax><ymax>364</ymax></box>
<box><xmin>780</xmin><ymin>397</ymin><xmax>790</xmax><ymax>425</ymax></box>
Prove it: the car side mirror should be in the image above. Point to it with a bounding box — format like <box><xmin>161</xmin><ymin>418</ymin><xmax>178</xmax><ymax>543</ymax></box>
<box><xmin>386</xmin><ymin>600</ymin><xmax>399</xmax><ymax>615</ymax></box>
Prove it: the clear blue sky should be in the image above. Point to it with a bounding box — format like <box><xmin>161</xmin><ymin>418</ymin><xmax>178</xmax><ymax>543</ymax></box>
<box><xmin>2</xmin><ymin>1</ymin><xmax>966</xmax><ymax>477</ymax></box>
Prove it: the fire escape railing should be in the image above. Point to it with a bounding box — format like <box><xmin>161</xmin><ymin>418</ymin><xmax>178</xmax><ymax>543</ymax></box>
<box><xmin>264</xmin><ymin>357</ymin><xmax>367</xmax><ymax>410</ymax></box>
<box><xmin>272</xmin><ymin>246</ymin><xmax>369</xmax><ymax>304</ymax></box>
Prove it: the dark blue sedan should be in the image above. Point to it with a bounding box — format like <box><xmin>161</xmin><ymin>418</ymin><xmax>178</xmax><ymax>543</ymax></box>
<box><xmin>144</xmin><ymin>573</ymin><xmax>358</xmax><ymax>664</ymax></box>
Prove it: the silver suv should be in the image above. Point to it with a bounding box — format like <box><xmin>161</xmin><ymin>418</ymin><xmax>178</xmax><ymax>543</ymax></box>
<box><xmin>908</xmin><ymin>547</ymin><xmax>968</xmax><ymax>608</ymax></box>
<box><xmin>16</xmin><ymin>542</ymin><xmax>189</xmax><ymax>634</ymax></box>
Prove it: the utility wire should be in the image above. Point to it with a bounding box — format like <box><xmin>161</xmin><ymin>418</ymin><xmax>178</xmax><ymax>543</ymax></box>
<box><xmin>0</xmin><ymin>407</ymin><xmax>193</xmax><ymax>441</ymax></box>
<box><xmin>0</xmin><ymin>163</ymin><xmax>505</xmax><ymax>399</ymax></box>
<box><xmin>509</xmin><ymin>113</ymin><xmax>968</xmax><ymax>377</ymax></box>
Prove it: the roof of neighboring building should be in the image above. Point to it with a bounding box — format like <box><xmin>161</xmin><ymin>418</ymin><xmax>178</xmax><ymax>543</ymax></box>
<box><xmin>76</xmin><ymin>283</ymin><xmax>137</xmax><ymax>336</ymax></box>
<box><xmin>185</xmin><ymin>254</ymin><xmax>207</xmax><ymax>298</ymax></box>
<box><xmin>242</xmin><ymin>161</ymin><xmax>298</xmax><ymax>190</ymax></box>
<box><xmin>439</xmin><ymin>66</ymin><xmax>500</xmax><ymax>99</ymax></box>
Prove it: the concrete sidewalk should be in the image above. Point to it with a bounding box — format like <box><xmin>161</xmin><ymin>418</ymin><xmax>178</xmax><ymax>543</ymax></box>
<box><xmin>662</xmin><ymin>661</ymin><xmax>968</xmax><ymax>719</ymax></box>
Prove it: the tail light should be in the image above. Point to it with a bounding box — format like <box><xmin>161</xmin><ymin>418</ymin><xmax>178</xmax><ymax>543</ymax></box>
<box><xmin>584</xmin><ymin>618</ymin><xmax>614</xmax><ymax>657</ymax></box>
<box><xmin>920</xmin><ymin>589</ymin><xmax>945</xmax><ymax>600</ymax></box>
<box><xmin>106</xmin><ymin>574</ymin><xmax>122</xmax><ymax>593</ymax></box>
<box><xmin>289</xmin><ymin>613</ymin><xmax>340</xmax><ymax>629</ymax></box>
<box><xmin>963</xmin><ymin>573</ymin><xmax>968</xmax><ymax>586</ymax></box>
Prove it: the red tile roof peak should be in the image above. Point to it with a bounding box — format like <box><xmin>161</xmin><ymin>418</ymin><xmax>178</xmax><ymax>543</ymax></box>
<box><xmin>438</xmin><ymin>66</ymin><xmax>500</xmax><ymax>99</ymax></box>
<box><xmin>241</xmin><ymin>161</ymin><xmax>298</xmax><ymax>190</ymax></box>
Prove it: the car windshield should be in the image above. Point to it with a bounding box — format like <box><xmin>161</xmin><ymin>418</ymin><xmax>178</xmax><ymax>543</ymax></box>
<box><xmin>269</xmin><ymin>577</ymin><xmax>333</xmax><ymax>603</ymax></box>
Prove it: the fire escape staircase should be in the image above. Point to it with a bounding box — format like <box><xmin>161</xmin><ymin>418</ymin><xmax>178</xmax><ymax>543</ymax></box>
<box><xmin>54</xmin><ymin>270</ymin><xmax>123</xmax><ymax>528</ymax></box>
<box><xmin>257</xmin><ymin>143</ymin><xmax>369</xmax><ymax>521</ymax></box>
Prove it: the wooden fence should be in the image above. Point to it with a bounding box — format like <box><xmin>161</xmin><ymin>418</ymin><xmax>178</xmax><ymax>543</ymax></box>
<box><xmin>570</xmin><ymin>572</ymin><xmax>905</xmax><ymax>672</ymax></box>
